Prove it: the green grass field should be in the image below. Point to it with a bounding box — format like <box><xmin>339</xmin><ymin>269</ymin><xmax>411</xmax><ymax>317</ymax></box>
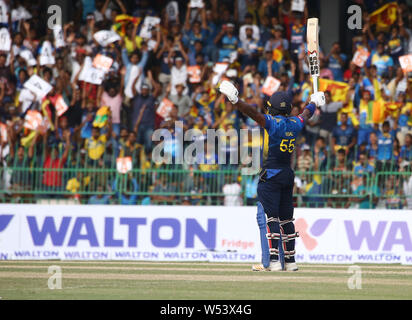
<box><xmin>0</xmin><ymin>261</ymin><xmax>411</xmax><ymax>300</ymax></box>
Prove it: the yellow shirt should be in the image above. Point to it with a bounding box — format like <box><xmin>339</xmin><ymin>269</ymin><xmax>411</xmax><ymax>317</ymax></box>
<box><xmin>85</xmin><ymin>135</ymin><xmax>107</xmax><ymax>160</ymax></box>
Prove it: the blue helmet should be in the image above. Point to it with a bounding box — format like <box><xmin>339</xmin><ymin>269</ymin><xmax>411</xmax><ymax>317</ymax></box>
<box><xmin>266</xmin><ymin>91</ymin><xmax>292</xmax><ymax>116</ymax></box>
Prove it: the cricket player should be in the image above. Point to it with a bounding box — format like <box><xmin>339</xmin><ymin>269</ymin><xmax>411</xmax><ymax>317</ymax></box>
<box><xmin>219</xmin><ymin>80</ymin><xmax>325</xmax><ymax>271</ymax></box>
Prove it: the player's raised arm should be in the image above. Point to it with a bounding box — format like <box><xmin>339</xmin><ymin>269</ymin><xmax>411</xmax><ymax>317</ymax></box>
<box><xmin>298</xmin><ymin>91</ymin><xmax>326</xmax><ymax>123</ymax></box>
<box><xmin>219</xmin><ymin>80</ymin><xmax>266</xmax><ymax>127</ymax></box>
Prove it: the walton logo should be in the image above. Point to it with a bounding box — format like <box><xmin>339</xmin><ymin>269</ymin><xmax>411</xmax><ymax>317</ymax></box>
<box><xmin>295</xmin><ymin>218</ymin><xmax>331</xmax><ymax>251</ymax></box>
<box><xmin>0</xmin><ymin>215</ymin><xmax>13</xmax><ymax>233</ymax></box>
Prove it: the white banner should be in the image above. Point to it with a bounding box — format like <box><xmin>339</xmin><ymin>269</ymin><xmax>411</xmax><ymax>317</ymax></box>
<box><xmin>78</xmin><ymin>56</ymin><xmax>106</xmax><ymax>85</ymax></box>
<box><xmin>0</xmin><ymin>28</ymin><xmax>11</xmax><ymax>51</ymax></box>
<box><xmin>93</xmin><ymin>30</ymin><xmax>121</xmax><ymax>47</ymax></box>
<box><xmin>39</xmin><ymin>41</ymin><xmax>55</xmax><ymax>66</ymax></box>
<box><xmin>139</xmin><ymin>16</ymin><xmax>160</xmax><ymax>39</ymax></box>
<box><xmin>11</xmin><ymin>6</ymin><xmax>32</xmax><ymax>21</ymax></box>
<box><xmin>53</xmin><ymin>25</ymin><xmax>66</xmax><ymax>48</ymax></box>
<box><xmin>19</xmin><ymin>49</ymin><xmax>37</xmax><ymax>66</ymax></box>
<box><xmin>1</xmin><ymin>206</ymin><xmax>412</xmax><ymax>264</ymax></box>
<box><xmin>23</xmin><ymin>75</ymin><xmax>53</xmax><ymax>100</ymax></box>
<box><xmin>0</xmin><ymin>0</ymin><xmax>8</xmax><ymax>24</ymax></box>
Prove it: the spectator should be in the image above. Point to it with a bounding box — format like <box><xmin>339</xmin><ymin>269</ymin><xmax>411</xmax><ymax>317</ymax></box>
<box><xmin>169</xmin><ymin>83</ymin><xmax>192</xmax><ymax>118</ymax></box>
<box><xmin>376</xmin><ymin>121</ymin><xmax>397</xmax><ymax>171</ymax></box>
<box><xmin>84</xmin><ymin>119</ymin><xmax>112</xmax><ymax>166</ymax></box>
<box><xmin>331</xmin><ymin>112</ymin><xmax>357</xmax><ymax>159</ymax></box>
<box><xmin>399</xmin><ymin>133</ymin><xmax>412</xmax><ymax>165</ymax></box>
<box><xmin>258</xmin><ymin>49</ymin><xmax>279</xmax><ymax>79</ymax></box>
<box><xmin>88</xmin><ymin>184</ymin><xmax>111</xmax><ymax>204</ymax></box>
<box><xmin>100</xmin><ymin>80</ymin><xmax>123</xmax><ymax>137</ymax></box>
<box><xmin>214</xmin><ymin>23</ymin><xmax>239</xmax><ymax>62</ymax></box>
<box><xmin>368</xmin><ymin>42</ymin><xmax>394</xmax><ymax>78</ymax></box>
<box><xmin>319</xmin><ymin>91</ymin><xmax>342</xmax><ymax>145</ymax></box>
<box><xmin>130</xmin><ymin>83</ymin><xmax>157</xmax><ymax>154</ymax></box>
<box><xmin>112</xmin><ymin>173</ymin><xmax>139</xmax><ymax>205</ymax></box>
<box><xmin>42</xmin><ymin>130</ymin><xmax>70</xmax><ymax>195</ymax></box>
<box><xmin>354</xmin><ymin>152</ymin><xmax>374</xmax><ymax>177</ymax></box>
<box><xmin>222</xmin><ymin>174</ymin><xmax>242</xmax><ymax>206</ymax></box>
<box><xmin>325</xmin><ymin>42</ymin><xmax>347</xmax><ymax>82</ymax></box>
<box><xmin>297</xmin><ymin>144</ymin><xmax>313</xmax><ymax>172</ymax></box>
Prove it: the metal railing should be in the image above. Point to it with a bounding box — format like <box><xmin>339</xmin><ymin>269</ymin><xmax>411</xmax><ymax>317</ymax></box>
<box><xmin>0</xmin><ymin>143</ymin><xmax>410</xmax><ymax>208</ymax></box>
<box><xmin>1</xmin><ymin>165</ymin><xmax>411</xmax><ymax>209</ymax></box>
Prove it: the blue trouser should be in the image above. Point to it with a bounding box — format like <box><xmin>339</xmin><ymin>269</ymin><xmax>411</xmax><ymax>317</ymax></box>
<box><xmin>137</xmin><ymin>124</ymin><xmax>154</xmax><ymax>155</ymax></box>
<box><xmin>257</xmin><ymin>167</ymin><xmax>297</xmax><ymax>263</ymax></box>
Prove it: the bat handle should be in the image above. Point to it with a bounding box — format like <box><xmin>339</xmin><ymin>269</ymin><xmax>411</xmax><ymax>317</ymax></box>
<box><xmin>312</xmin><ymin>76</ymin><xmax>318</xmax><ymax>94</ymax></box>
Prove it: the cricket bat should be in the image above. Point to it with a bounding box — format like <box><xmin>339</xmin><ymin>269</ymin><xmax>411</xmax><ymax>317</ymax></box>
<box><xmin>307</xmin><ymin>18</ymin><xmax>320</xmax><ymax>94</ymax></box>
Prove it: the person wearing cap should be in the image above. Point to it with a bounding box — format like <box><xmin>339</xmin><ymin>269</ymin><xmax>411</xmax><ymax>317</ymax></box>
<box><xmin>169</xmin><ymin>83</ymin><xmax>192</xmax><ymax>118</ymax></box>
<box><xmin>214</xmin><ymin>22</ymin><xmax>239</xmax><ymax>62</ymax></box>
<box><xmin>257</xmin><ymin>49</ymin><xmax>279</xmax><ymax>78</ymax></box>
<box><xmin>218</xmin><ymin>79</ymin><xmax>325</xmax><ymax>272</ymax></box>
<box><xmin>183</xmin><ymin>3</ymin><xmax>208</xmax><ymax>53</ymax></box>
<box><xmin>239</xmin><ymin>26</ymin><xmax>260</xmax><ymax>67</ymax></box>
<box><xmin>169</xmin><ymin>55</ymin><xmax>188</xmax><ymax>96</ymax></box>
<box><xmin>264</xmin><ymin>25</ymin><xmax>288</xmax><ymax>65</ymax></box>
<box><xmin>297</xmin><ymin>144</ymin><xmax>313</xmax><ymax>172</ymax></box>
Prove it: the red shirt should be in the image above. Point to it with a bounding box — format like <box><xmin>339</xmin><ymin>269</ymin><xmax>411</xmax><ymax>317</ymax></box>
<box><xmin>42</xmin><ymin>156</ymin><xmax>66</xmax><ymax>187</ymax></box>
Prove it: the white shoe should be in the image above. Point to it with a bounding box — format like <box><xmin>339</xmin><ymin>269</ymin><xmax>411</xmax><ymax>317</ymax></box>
<box><xmin>252</xmin><ymin>261</ymin><xmax>283</xmax><ymax>272</ymax></box>
<box><xmin>285</xmin><ymin>262</ymin><xmax>298</xmax><ymax>271</ymax></box>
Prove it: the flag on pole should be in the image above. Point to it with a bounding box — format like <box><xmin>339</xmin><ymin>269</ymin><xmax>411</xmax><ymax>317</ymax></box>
<box><xmin>369</xmin><ymin>2</ymin><xmax>398</xmax><ymax>31</ymax></box>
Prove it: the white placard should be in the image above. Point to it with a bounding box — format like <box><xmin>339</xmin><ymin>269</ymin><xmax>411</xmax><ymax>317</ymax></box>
<box><xmin>262</xmin><ymin>76</ymin><xmax>281</xmax><ymax>96</ymax></box>
<box><xmin>116</xmin><ymin>157</ymin><xmax>133</xmax><ymax>174</ymax></box>
<box><xmin>39</xmin><ymin>41</ymin><xmax>56</xmax><ymax>66</ymax></box>
<box><xmin>213</xmin><ymin>62</ymin><xmax>229</xmax><ymax>75</ymax></box>
<box><xmin>11</xmin><ymin>6</ymin><xmax>32</xmax><ymax>21</ymax></box>
<box><xmin>18</xmin><ymin>49</ymin><xmax>37</xmax><ymax>66</ymax></box>
<box><xmin>0</xmin><ymin>28</ymin><xmax>11</xmax><ymax>51</ymax></box>
<box><xmin>166</xmin><ymin>1</ymin><xmax>179</xmax><ymax>21</ymax></box>
<box><xmin>18</xmin><ymin>88</ymin><xmax>36</xmax><ymax>112</ymax></box>
<box><xmin>190</xmin><ymin>0</ymin><xmax>204</xmax><ymax>8</ymax></box>
<box><xmin>0</xmin><ymin>0</ymin><xmax>8</xmax><ymax>24</ymax></box>
<box><xmin>92</xmin><ymin>54</ymin><xmax>113</xmax><ymax>72</ymax></box>
<box><xmin>53</xmin><ymin>25</ymin><xmax>66</xmax><ymax>48</ymax></box>
<box><xmin>291</xmin><ymin>0</ymin><xmax>305</xmax><ymax>12</ymax></box>
<box><xmin>78</xmin><ymin>56</ymin><xmax>106</xmax><ymax>85</ymax></box>
<box><xmin>139</xmin><ymin>16</ymin><xmax>161</xmax><ymax>39</ymax></box>
<box><xmin>93</xmin><ymin>30</ymin><xmax>121</xmax><ymax>47</ymax></box>
<box><xmin>23</xmin><ymin>75</ymin><xmax>53</xmax><ymax>100</ymax></box>
<box><xmin>239</xmin><ymin>25</ymin><xmax>260</xmax><ymax>43</ymax></box>
<box><xmin>55</xmin><ymin>95</ymin><xmax>69</xmax><ymax>117</ymax></box>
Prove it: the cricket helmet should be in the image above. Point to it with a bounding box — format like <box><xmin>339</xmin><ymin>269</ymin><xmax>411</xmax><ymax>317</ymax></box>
<box><xmin>266</xmin><ymin>91</ymin><xmax>292</xmax><ymax>116</ymax></box>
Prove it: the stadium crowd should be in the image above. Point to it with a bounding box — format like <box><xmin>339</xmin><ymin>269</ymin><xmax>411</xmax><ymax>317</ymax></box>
<box><xmin>0</xmin><ymin>0</ymin><xmax>411</xmax><ymax>209</ymax></box>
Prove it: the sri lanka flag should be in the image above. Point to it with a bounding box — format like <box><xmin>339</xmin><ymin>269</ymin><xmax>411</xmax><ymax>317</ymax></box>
<box><xmin>369</xmin><ymin>2</ymin><xmax>398</xmax><ymax>31</ymax></box>
<box><xmin>112</xmin><ymin>15</ymin><xmax>142</xmax><ymax>36</ymax></box>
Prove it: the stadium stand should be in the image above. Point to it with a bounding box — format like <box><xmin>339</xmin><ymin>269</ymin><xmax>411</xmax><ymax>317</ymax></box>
<box><xmin>0</xmin><ymin>0</ymin><xmax>411</xmax><ymax>209</ymax></box>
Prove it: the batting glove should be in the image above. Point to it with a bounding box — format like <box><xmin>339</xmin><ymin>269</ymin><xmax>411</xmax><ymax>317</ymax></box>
<box><xmin>310</xmin><ymin>91</ymin><xmax>325</xmax><ymax>107</ymax></box>
<box><xmin>219</xmin><ymin>80</ymin><xmax>239</xmax><ymax>104</ymax></box>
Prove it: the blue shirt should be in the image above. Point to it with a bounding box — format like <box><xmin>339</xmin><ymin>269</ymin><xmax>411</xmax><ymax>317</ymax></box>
<box><xmin>332</xmin><ymin>125</ymin><xmax>356</xmax><ymax>146</ymax></box>
<box><xmin>328</xmin><ymin>54</ymin><xmax>346</xmax><ymax>82</ymax></box>
<box><xmin>354</xmin><ymin>163</ymin><xmax>374</xmax><ymax>177</ymax></box>
<box><xmin>368</xmin><ymin>52</ymin><xmax>394</xmax><ymax>76</ymax></box>
<box><xmin>400</xmin><ymin>145</ymin><xmax>412</xmax><ymax>161</ymax></box>
<box><xmin>377</xmin><ymin>130</ymin><xmax>396</xmax><ymax>161</ymax></box>
<box><xmin>218</xmin><ymin>35</ymin><xmax>238</xmax><ymax>61</ymax></box>
<box><xmin>262</xmin><ymin>114</ymin><xmax>305</xmax><ymax>169</ymax></box>
<box><xmin>183</xmin><ymin>28</ymin><xmax>208</xmax><ymax>52</ymax></box>
<box><xmin>257</xmin><ymin>59</ymin><xmax>280</xmax><ymax>79</ymax></box>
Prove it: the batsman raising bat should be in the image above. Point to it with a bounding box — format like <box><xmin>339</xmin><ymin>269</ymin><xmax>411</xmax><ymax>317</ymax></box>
<box><xmin>218</xmin><ymin>17</ymin><xmax>324</xmax><ymax>271</ymax></box>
